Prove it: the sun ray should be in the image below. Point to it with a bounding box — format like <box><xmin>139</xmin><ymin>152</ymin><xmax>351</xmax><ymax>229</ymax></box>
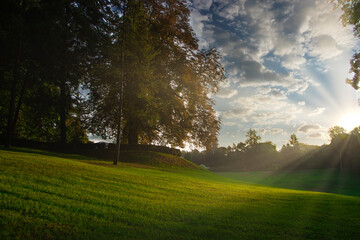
<box><xmin>338</xmin><ymin>112</ymin><xmax>360</xmax><ymax>131</ymax></box>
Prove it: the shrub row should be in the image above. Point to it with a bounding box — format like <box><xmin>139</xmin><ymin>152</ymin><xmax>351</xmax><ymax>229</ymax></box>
<box><xmin>0</xmin><ymin>138</ymin><xmax>181</xmax><ymax>157</ymax></box>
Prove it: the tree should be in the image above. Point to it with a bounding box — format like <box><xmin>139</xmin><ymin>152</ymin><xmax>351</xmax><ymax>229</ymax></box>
<box><xmin>245</xmin><ymin>129</ymin><xmax>261</xmax><ymax>146</ymax></box>
<box><xmin>328</xmin><ymin>126</ymin><xmax>348</xmax><ymax>142</ymax></box>
<box><xmin>236</xmin><ymin>142</ymin><xmax>246</xmax><ymax>152</ymax></box>
<box><xmin>333</xmin><ymin>0</ymin><xmax>360</xmax><ymax>89</ymax></box>
<box><xmin>85</xmin><ymin>0</ymin><xmax>225</xmax><ymax>162</ymax></box>
<box><xmin>0</xmin><ymin>0</ymin><xmax>108</xmax><ymax>145</ymax></box>
<box><xmin>84</xmin><ymin>0</ymin><xmax>159</xmax><ymax>164</ymax></box>
<box><xmin>289</xmin><ymin>133</ymin><xmax>299</xmax><ymax>146</ymax></box>
<box><xmin>328</xmin><ymin>126</ymin><xmax>349</xmax><ymax>171</ymax></box>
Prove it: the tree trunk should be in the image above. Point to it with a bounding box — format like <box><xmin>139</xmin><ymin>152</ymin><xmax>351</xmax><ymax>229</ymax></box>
<box><xmin>339</xmin><ymin>151</ymin><xmax>343</xmax><ymax>172</ymax></box>
<box><xmin>9</xmin><ymin>68</ymin><xmax>30</xmax><ymax>145</ymax></box>
<box><xmin>114</xmin><ymin>1</ymin><xmax>127</xmax><ymax>165</ymax></box>
<box><xmin>5</xmin><ymin>73</ymin><xmax>19</xmax><ymax>147</ymax></box>
<box><xmin>5</xmin><ymin>10</ymin><xmax>25</xmax><ymax>147</ymax></box>
<box><xmin>59</xmin><ymin>79</ymin><xmax>67</xmax><ymax>145</ymax></box>
<box><xmin>114</xmin><ymin>83</ymin><xmax>124</xmax><ymax>165</ymax></box>
<box><xmin>128</xmin><ymin>121</ymin><xmax>139</xmax><ymax>145</ymax></box>
<box><xmin>114</xmin><ymin>119</ymin><xmax>122</xmax><ymax>165</ymax></box>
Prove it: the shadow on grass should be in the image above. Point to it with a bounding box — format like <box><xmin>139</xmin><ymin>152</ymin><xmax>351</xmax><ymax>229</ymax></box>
<box><xmin>1</xmin><ymin>145</ymin><xmax>360</xmax><ymax>239</ymax></box>
<box><xmin>0</xmin><ymin>145</ymin><xmax>100</xmax><ymax>162</ymax></box>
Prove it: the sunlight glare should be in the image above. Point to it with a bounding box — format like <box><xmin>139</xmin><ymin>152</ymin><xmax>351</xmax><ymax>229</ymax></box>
<box><xmin>338</xmin><ymin>112</ymin><xmax>360</xmax><ymax>131</ymax></box>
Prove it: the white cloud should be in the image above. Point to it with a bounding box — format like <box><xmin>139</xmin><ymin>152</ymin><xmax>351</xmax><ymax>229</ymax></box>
<box><xmin>282</xmin><ymin>54</ymin><xmax>306</xmax><ymax>69</ymax></box>
<box><xmin>232</xmin><ymin>87</ymin><xmax>291</xmax><ymax>111</ymax></box>
<box><xmin>216</xmin><ymin>88</ymin><xmax>238</xmax><ymax>98</ymax></box>
<box><xmin>259</xmin><ymin>128</ymin><xmax>287</xmax><ymax>135</ymax></box>
<box><xmin>297</xmin><ymin>123</ymin><xmax>328</xmax><ymax>140</ymax></box>
<box><xmin>251</xmin><ymin>112</ymin><xmax>296</xmax><ymax>125</ymax></box>
<box><xmin>223</xmin><ymin>121</ymin><xmax>237</xmax><ymax>126</ymax></box>
<box><xmin>308</xmin><ymin>35</ymin><xmax>342</xmax><ymax>60</ymax></box>
<box><xmin>298</xmin><ymin>101</ymin><xmax>306</xmax><ymax>106</ymax></box>
<box><xmin>223</xmin><ymin>108</ymin><xmax>250</xmax><ymax>119</ymax></box>
<box><xmin>189</xmin><ymin>9</ymin><xmax>212</xmax><ymax>48</ymax></box>
<box><xmin>309</xmin><ymin>107</ymin><xmax>326</xmax><ymax>116</ymax></box>
<box><xmin>213</xmin><ymin>0</ymin><xmax>246</xmax><ymax>20</ymax></box>
<box><xmin>307</xmin><ymin>132</ymin><xmax>323</xmax><ymax>138</ymax></box>
<box><xmin>191</xmin><ymin>0</ymin><xmax>359</xmax><ymax>147</ymax></box>
<box><xmin>193</xmin><ymin>0</ymin><xmax>213</xmax><ymax>10</ymax></box>
<box><xmin>298</xmin><ymin>124</ymin><xmax>320</xmax><ymax>133</ymax></box>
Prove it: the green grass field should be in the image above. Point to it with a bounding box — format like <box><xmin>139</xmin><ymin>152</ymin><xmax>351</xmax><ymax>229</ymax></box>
<box><xmin>1</xmin><ymin>147</ymin><xmax>360</xmax><ymax>239</ymax></box>
<box><xmin>219</xmin><ymin>169</ymin><xmax>360</xmax><ymax>197</ymax></box>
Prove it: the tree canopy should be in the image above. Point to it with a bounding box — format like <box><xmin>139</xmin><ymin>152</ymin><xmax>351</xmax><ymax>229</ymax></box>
<box><xmin>334</xmin><ymin>0</ymin><xmax>360</xmax><ymax>89</ymax></box>
<box><xmin>329</xmin><ymin>126</ymin><xmax>348</xmax><ymax>142</ymax></box>
<box><xmin>289</xmin><ymin>134</ymin><xmax>299</xmax><ymax>146</ymax></box>
<box><xmin>0</xmin><ymin>0</ymin><xmax>225</xmax><ymax>159</ymax></box>
<box><xmin>84</xmin><ymin>0</ymin><xmax>225</xmax><ymax>153</ymax></box>
<box><xmin>245</xmin><ymin>129</ymin><xmax>261</xmax><ymax>146</ymax></box>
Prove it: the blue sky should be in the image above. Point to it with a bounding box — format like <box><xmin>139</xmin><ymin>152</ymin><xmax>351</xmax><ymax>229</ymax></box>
<box><xmin>189</xmin><ymin>0</ymin><xmax>360</xmax><ymax>148</ymax></box>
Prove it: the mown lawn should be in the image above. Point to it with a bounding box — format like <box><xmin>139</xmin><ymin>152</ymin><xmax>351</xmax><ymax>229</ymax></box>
<box><xmin>219</xmin><ymin>169</ymin><xmax>360</xmax><ymax>197</ymax></box>
<box><xmin>1</xmin><ymin>147</ymin><xmax>360</xmax><ymax>239</ymax></box>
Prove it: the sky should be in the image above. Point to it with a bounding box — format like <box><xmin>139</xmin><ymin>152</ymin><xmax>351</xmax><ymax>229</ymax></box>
<box><xmin>188</xmin><ymin>0</ymin><xmax>360</xmax><ymax>149</ymax></box>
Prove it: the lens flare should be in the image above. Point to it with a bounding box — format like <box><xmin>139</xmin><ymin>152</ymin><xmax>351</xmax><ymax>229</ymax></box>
<box><xmin>338</xmin><ymin>112</ymin><xmax>360</xmax><ymax>131</ymax></box>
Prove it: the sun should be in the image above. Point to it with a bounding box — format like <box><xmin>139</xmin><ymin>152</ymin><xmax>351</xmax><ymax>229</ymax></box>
<box><xmin>338</xmin><ymin>112</ymin><xmax>360</xmax><ymax>131</ymax></box>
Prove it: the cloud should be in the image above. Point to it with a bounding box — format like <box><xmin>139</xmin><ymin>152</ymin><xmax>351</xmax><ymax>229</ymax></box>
<box><xmin>298</xmin><ymin>101</ymin><xmax>306</xmax><ymax>106</ymax></box>
<box><xmin>259</xmin><ymin>128</ymin><xmax>287</xmax><ymax>135</ymax></box>
<box><xmin>190</xmin><ymin>0</ymin><xmax>358</xmax><ymax>147</ymax></box>
<box><xmin>216</xmin><ymin>88</ymin><xmax>238</xmax><ymax>98</ymax></box>
<box><xmin>309</xmin><ymin>107</ymin><xmax>326</xmax><ymax>116</ymax></box>
<box><xmin>213</xmin><ymin>0</ymin><xmax>246</xmax><ymax>20</ymax></box>
<box><xmin>193</xmin><ymin>0</ymin><xmax>213</xmax><ymax>10</ymax></box>
<box><xmin>251</xmin><ymin>112</ymin><xmax>295</xmax><ymax>125</ymax></box>
<box><xmin>282</xmin><ymin>54</ymin><xmax>306</xmax><ymax>69</ymax></box>
<box><xmin>228</xmin><ymin>86</ymin><xmax>302</xmax><ymax>126</ymax></box>
<box><xmin>232</xmin><ymin>87</ymin><xmax>294</xmax><ymax>112</ymax></box>
<box><xmin>197</xmin><ymin>0</ymin><xmax>355</xmax><ymax>90</ymax></box>
<box><xmin>307</xmin><ymin>132</ymin><xmax>323</xmax><ymax>138</ymax></box>
<box><xmin>223</xmin><ymin>121</ymin><xmax>237</xmax><ymax>126</ymax></box>
<box><xmin>298</xmin><ymin>124</ymin><xmax>320</xmax><ymax>133</ymax></box>
<box><xmin>308</xmin><ymin>35</ymin><xmax>342</xmax><ymax>60</ymax></box>
<box><xmin>223</xmin><ymin>108</ymin><xmax>250</xmax><ymax>119</ymax></box>
<box><xmin>189</xmin><ymin>9</ymin><xmax>212</xmax><ymax>48</ymax></box>
<box><xmin>297</xmin><ymin>123</ymin><xmax>327</xmax><ymax>140</ymax></box>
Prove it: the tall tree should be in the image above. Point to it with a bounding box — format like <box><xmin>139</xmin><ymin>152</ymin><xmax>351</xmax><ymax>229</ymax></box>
<box><xmin>85</xmin><ymin>0</ymin><xmax>225</xmax><ymax>162</ymax></box>
<box><xmin>328</xmin><ymin>126</ymin><xmax>348</xmax><ymax>142</ymax></box>
<box><xmin>1</xmin><ymin>0</ymin><xmax>109</xmax><ymax>145</ymax></box>
<box><xmin>84</xmin><ymin>0</ymin><xmax>159</xmax><ymax>164</ymax></box>
<box><xmin>289</xmin><ymin>134</ymin><xmax>299</xmax><ymax>146</ymax></box>
<box><xmin>245</xmin><ymin>129</ymin><xmax>261</xmax><ymax>146</ymax></box>
<box><xmin>329</xmin><ymin>125</ymin><xmax>348</xmax><ymax>171</ymax></box>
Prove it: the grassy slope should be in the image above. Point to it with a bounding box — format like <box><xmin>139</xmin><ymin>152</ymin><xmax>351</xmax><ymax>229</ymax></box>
<box><xmin>1</xmin><ymin>148</ymin><xmax>360</xmax><ymax>239</ymax></box>
<box><xmin>219</xmin><ymin>170</ymin><xmax>360</xmax><ymax>197</ymax></box>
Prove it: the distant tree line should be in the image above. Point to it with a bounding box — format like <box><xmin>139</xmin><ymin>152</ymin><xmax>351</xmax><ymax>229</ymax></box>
<box><xmin>183</xmin><ymin>127</ymin><xmax>360</xmax><ymax>173</ymax></box>
<box><xmin>0</xmin><ymin>0</ymin><xmax>225</xmax><ymax>162</ymax></box>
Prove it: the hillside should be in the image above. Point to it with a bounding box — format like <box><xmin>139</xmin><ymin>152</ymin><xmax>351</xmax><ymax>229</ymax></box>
<box><xmin>1</xmin><ymin>147</ymin><xmax>360</xmax><ymax>239</ymax></box>
<box><xmin>219</xmin><ymin>169</ymin><xmax>360</xmax><ymax>197</ymax></box>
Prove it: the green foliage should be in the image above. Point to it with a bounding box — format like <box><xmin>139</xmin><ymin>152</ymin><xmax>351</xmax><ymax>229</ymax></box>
<box><xmin>245</xmin><ymin>129</ymin><xmax>261</xmax><ymax>146</ymax></box>
<box><xmin>1</xmin><ymin>148</ymin><xmax>360</xmax><ymax>239</ymax></box>
<box><xmin>346</xmin><ymin>51</ymin><xmax>360</xmax><ymax>89</ymax></box>
<box><xmin>85</xmin><ymin>0</ymin><xmax>225</xmax><ymax>149</ymax></box>
<box><xmin>0</xmin><ymin>0</ymin><xmax>225</xmax><ymax>148</ymax></box>
<box><xmin>289</xmin><ymin>133</ymin><xmax>299</xmax><ymax>146</ymax></box>
<box><xmin>0</xmin><ymin>0</ymin><xmax>107</xmax><ymax>144</ymax></box>
<box><xmin>328</xmin><ymin>126</ymin><xmax>348</xmax><ymax>142</ymax></box>
<box><xmin>333</xmin><ymin>0</ymin><xmax>360</xmax><ymax>89</ymax></box>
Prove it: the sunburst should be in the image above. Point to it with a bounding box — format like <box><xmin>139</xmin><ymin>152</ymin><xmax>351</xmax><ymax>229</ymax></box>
<box><xmin>338</xmin><ymin>112</ymin><xmax>360</xmax><ymax>131</ymax></box>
